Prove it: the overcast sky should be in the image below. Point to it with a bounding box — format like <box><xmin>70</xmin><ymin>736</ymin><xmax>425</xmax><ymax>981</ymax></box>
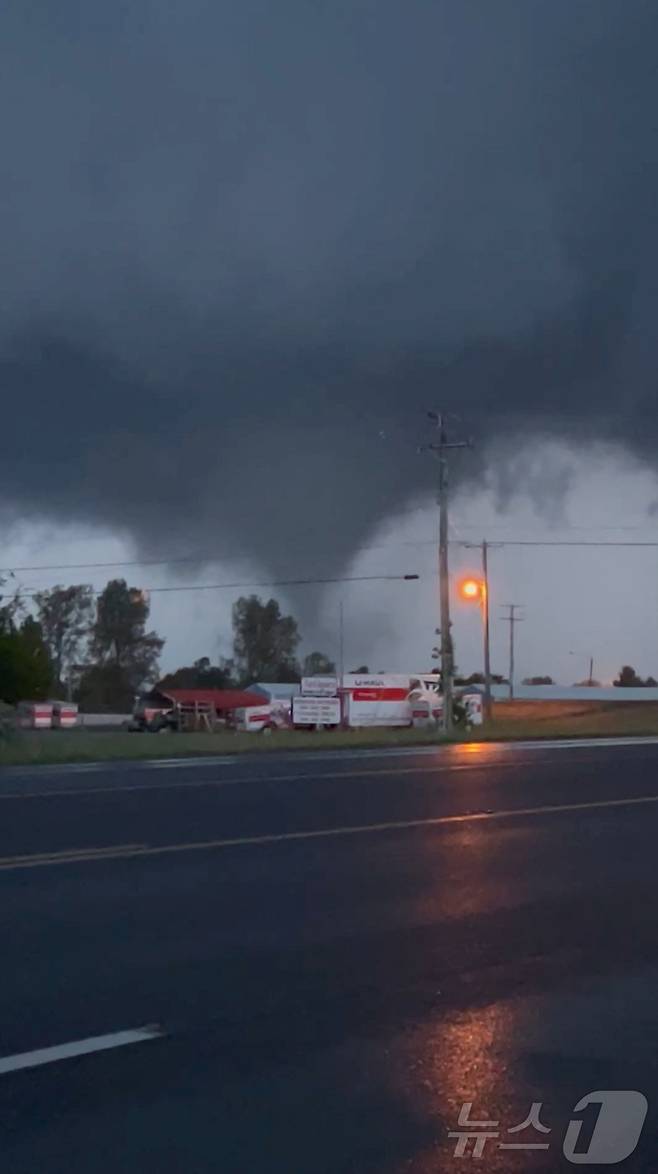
<box><xmin>6</xmin><ymin>437</ymin><xmax>658</xmax><ymax>684</ymax></box>
<box><xmin>3</xmin><ymin>1</ymin><xmax>658</xmax><ymax>677</ymax></box>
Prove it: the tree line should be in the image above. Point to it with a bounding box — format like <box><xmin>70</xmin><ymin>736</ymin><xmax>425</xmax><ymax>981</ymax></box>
<box><xmin>0</xmin><ymin>578</ymin><xmax>163</xmax><ymax>710</ymax></box>
<box><xmin>521</xmin><ymin>668</ymin><xmax>658</xmax><ymax>687</ymax></box>
<box><xmin>0</xmin><ymin>583</ymin><xmax>336</xmax><ymax>711</ymax></box>
<box><xmin>7</xmin><ymin>575</ymin><xmax>658</xmax><ymax>710</ymax></box>
<box><xmin>159</xmin><ymin>595</ymin><xmax>336</xmax><ymax>694</ymax></box>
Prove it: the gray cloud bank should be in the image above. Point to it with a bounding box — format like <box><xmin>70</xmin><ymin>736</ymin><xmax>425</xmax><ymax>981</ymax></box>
<box><xmin>2</xmin><ymin>0</ymin><xmax>657</xmax><ymax>571</ymax></box>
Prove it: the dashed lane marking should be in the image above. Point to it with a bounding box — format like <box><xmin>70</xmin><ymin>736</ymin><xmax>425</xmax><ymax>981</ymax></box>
<box><xmin>0</xmin><ymin>1025</ymin><xmax>164</xmax><ymax>1075</ymax></box>
<box><xmin>1</xmin><ymin>793</ymin><xmax>657</xmax><ymax>871</ymax></box>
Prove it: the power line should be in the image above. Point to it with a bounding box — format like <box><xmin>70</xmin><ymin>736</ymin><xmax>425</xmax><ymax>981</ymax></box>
<box><xmin>7</xmin><ymin>534</ymin><xmax>658</xmax><ymax>578</ymax></box>
<box><xmin>0</xmin><ymin>545</ymin><xmax>434</xmax><ymax>575</ymax></box>
<box><xmin>11</xmin><ymin>572</ymin><xmax>421</xmax><ymax>601</ymax></box>
<box><xmin>451</xmin><ymin>522</ymin><xmax>658</xmax><ymax>532</ymax></box>
<box><xmin>0</xmin><ymin>555</ymin><xmax>214</xmax><ymax>574</ymax></box>
<box><xmin>459</xmin><ymin>540</ymin><xmax>658</xmax><ymax>548</ymax></box>
<box><xmin>0</xmin><ymin>527</ymin><xmax>443</xmax><ymax>576</ymax></box>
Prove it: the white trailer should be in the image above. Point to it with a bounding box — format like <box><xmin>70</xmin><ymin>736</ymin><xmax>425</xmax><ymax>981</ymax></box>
<box><xmin>231</xmin><ymin>704</ymin><xmax>278</xmax><ymax>732</ymax></box>
<box><xmin>17</xmin><ymin>701</ymin><xmax>53</xmax><ymax>730</ymax></box>
<box><xmin>339</xmin><ymin>674</ymin><xmax>415</xmax><ymax>728</ymax></box>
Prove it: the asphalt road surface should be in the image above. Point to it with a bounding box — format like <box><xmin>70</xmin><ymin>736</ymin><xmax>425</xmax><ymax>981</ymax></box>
<box><xmin>2</xmin><ymin>738</ymin><xmax>658</xmax><ymax>1172</ymax></box>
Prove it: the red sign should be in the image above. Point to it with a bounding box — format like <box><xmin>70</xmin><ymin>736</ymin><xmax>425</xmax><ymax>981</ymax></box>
<box><xmin>352</xmin><ymin>688</ymin><xmax>408</xmax><ymax>702</ymax></box>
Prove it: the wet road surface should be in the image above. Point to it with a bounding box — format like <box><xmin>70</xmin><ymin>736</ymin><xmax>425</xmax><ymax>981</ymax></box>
<box><xmin>1</xmin><ymin>739</ymin><xmax>658</xmax><ymax>1171</ymax></box>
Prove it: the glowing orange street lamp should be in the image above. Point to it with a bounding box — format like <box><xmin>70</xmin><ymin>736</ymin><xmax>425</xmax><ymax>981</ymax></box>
<box><xmin>457</xmin><ymin>568</ymin><xmax>492</xmax><ymax>721</ymax></box>
<box><xmin>459</xmin><ymin>577</ymin><xmax>484</xmax><ymax>602</ymax></box>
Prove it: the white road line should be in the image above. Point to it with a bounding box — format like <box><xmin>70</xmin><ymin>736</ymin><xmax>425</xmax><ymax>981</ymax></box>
<box><xmin>137</xmin><ymin>792</ymin><xmax>658</xmax><ymax>854</ymax></box>
<box><xmin>0</xmin><ymin>1024</ymin><xmax>164</xmax><ymax>1075</ymax></box>
<box><xmin>0</xmin><ymin>758</ymin><xmax>553</xmax><ymax>800</ymax></box>
<box><xmin>7</xmin><ymin>736</ymin><xmax>658</xmax><ymax>801</ymax></box>
<box><xmin>145</xmin><ymin>756</ymin><xmax>240</xmax><ymax>768</ymax></box>
<box><xmin>142</xmin><ymin>736</ymin><xmax>658</xmax><ymax>768</ymax></box>
<box><xmin>4</xmin><ymin>734</ymin><xmax>658</xmax><ymax>780</ymax></box>
<box><xmin>499</xmin><ymin>736</ymin><xmax>658</xmax><ymax>751</ymax></box>
<box><xmin>0</xmin><ymin>844</ymin><xmax>146</xmax><ymax>866</ymax></box>
<box><xmin>2</xmin><ymin>792</ymin><xmax>658</xmax><ymax>871</ymax></box>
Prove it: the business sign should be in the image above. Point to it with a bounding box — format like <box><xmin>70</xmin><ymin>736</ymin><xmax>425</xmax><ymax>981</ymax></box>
<box><xmin>342</xmin><ymin>674</ymin><xmax>411</xmax><ymax>691</ymax></box>
<box><xmin>301</xmin><ymin>676</ymin><xmax>338</xmax><ymax>697</ymax></box>
<box><xmin>292</xmin><ymin>696</ymin><xmax>341</xmax><ymax>726</ymax></box>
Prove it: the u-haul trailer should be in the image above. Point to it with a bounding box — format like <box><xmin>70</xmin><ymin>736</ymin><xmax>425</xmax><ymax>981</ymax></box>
<box><xmin>339</xmin><ymin>674</ymin><xmax>422</xmax><ymax>728</ymax></box>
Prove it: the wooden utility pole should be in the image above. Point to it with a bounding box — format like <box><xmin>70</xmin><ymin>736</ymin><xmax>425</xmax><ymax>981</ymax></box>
<box><xmin>462</xmin><ymin>538</ymin><xmax>500</xmax><ymax>720</ymax></box>
<box><xmin>421</xmin><ymin>413</ymin><xmax>470</xmax><ymax>733</ymax></box>
<box><xmin>481</xmin><ymin>539</ymin><xmax>492</xmax><ymax>720</ymax></box>
<box><xmin>500</xmin><ymin>603</ymin><xmax>523</xmax><ymax>700</ymax></box>
<box><xmin>338</xmin><ymin>599</ymin><xmax>345</xmax><ymax>727</ymax></box>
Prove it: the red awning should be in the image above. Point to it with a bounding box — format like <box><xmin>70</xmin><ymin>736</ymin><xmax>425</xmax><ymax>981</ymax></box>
<box><xmin>157</xmin><ymin>688</ymin><xmax>266</xmax><ymax>712</ymax></box>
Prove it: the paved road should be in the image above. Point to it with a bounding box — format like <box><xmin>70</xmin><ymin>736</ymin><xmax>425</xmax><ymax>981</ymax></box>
<box><xmin>2</xmin><ymin>740</ymin><xmax>658</xmax><ymax>1172</ymax></box>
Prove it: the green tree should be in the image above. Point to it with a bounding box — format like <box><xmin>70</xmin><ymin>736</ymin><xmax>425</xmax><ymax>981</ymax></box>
<box><xmin>232</xmin><ymin>595</ymin><xmax>301</xmax><ymax>684</ymax></box>
<box><xmin>302</xmin><ymin>651</ymin><xmax>336</xmax><ymax>677</ymax></box>
<box><xmin>0</xmin><ymin>573</ymin><xmax>22</xmax><ymax>635</ymax></box>
<box><xmin>76</xmin><ymin>664</ymin><xmax>134</xmax><ymax>713</ymax></box>
<box><xmin>0</xmin><ymin>616</ymin><xmax>51</xmax><ymax>704</ymax></box>
<box><xmin>614</xmin><ymin>665</ymin><xmax>645</xmax><ymax>687</ymax></box>
<box><xmin>159</xmin><ymin>656</ymin><xmax>236</xmax><ymax>690</ymax></box>
<box><xmin>34</xmin><ymin>584</ymin><xmax>94</xmax><ymax>693</ymax></box>
<box><xmin>91</xmin><ymin>580</ymin><xmax>164</xmax><ymax>691</ymax></box>
<box><xmin>350</xmin><ymin>664</ymin><xmax>369</xmax><ymax>674</ymax></box>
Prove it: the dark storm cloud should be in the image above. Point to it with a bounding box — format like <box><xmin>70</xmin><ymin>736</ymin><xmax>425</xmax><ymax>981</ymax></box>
<box><xmin>2</xmin><ymin>0</ymin><xmax>658</xmax><ymax>569</ymax></box>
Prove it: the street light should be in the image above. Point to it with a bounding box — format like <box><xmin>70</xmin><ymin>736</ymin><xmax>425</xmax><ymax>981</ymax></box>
<box><xmin>459</xmin><ymin>577</ymin><xmax>484</xmax><ymax>602</ymax></box>
<box><xmin>457</xmin><ymin>574</ymin><xmax>492</xmax><ymax>719</ymax></box>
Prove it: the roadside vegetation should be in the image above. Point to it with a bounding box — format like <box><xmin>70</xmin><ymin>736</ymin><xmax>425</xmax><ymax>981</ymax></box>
<box><xmin>3</xmin><ymin>701</ymin><xmax>658</xmax><ymax>766</ymax></box>
<box><xmin>0</xmin><ymin>725</ymin><xmax>461</xmax><ymax>766</ymax></box>
<box><xmin>481</xmin><ymin>700</ymin><xmax>658</xmax><ymax>740</ymax></box>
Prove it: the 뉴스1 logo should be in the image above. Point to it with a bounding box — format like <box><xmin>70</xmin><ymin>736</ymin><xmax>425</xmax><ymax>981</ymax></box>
<box><xmin>448</xmin><ymin>1090</ymin><xmax>648</xmax><ymax>1163</ymax></box>
<box><xmin>563</xmin><ymin>1091</ymin><xmax>648</xmax><ymax>1164</ymax></box>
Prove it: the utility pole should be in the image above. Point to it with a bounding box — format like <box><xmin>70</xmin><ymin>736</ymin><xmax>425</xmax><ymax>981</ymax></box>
<box><xmin>569</xmin><ymin>650</ymin><xmax>595</xmax><ymax>686</ymax></box>
<box><xmin>421</xmin><ymin>413</ymin><xmax>470</xmax><ymax>733</ymax></box>
<box><xmin>500</xmin><ymin>603</ymin><xmax>523</xmax><ymax>700</ymax></box>
<box><xmin>338</xmin><ymin>600</ymin><xmax>345</xmax><ymax>727</ymax></box>
<box><xmin>462</xmin><ymin>538</ymin><xmax>500</xmax><ymax>720</ymax></box>
<box><xmin>481</xmin><ymin>539</ymin><xmax>492</xmax><ymax>720</ymax></box>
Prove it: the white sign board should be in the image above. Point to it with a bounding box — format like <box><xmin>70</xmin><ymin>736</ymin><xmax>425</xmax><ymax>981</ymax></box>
<box><xmin>344</xmin><ymin>697</ymin><xmax>411</xmax><ymax>728</ymax></box>
<box><xmin>301</xmin><ymin>676</ymin><xmax>338</xmax><ymax>697</ymax></box>
<box><xmin>292</xmin><ymin>696</ymin><xmax>341</xmax><ymax>726</ymax></box>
